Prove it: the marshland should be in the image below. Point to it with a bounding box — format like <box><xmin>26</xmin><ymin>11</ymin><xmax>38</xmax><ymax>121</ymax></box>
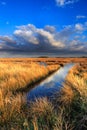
<box><xmin>0</xmin><ymin>57</ymin><xmax>87</xmax><ymax>130</ymax></box>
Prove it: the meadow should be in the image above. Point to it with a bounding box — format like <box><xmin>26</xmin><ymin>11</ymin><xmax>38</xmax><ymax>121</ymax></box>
<box><xmin>0</xmin><ymin>57</ymin><xmax>87</xmax><ymax>130</ymax></box>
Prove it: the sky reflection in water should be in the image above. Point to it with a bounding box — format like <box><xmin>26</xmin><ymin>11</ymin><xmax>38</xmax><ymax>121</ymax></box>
<box><xmin>27</xmin><ymin>64</ymin><xmax>74</xmax><ymax>101</ymax></box>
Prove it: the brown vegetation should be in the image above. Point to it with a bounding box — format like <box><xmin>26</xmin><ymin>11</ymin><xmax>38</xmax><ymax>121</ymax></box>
<box><xmin>0</xmin><ymin>57</ymin><xmax>87</xmax><ymax>130</ymax></box>
<box><xmin>0</xmin><ymin>61</ymin><xmax>59</xmax><ymax>92</ymax></box>
<box><xmin>0</xmin><ymin>58</ymin><xmax>60</xmax><ymax>129</ymax></box>
<box><xmin>53</xmin><ymin>63</ymin><xmax>87</xmax><ymax>130</ymax></box>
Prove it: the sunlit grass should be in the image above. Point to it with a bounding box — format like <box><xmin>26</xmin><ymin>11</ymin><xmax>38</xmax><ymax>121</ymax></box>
<box><xmin>0</xmin><ymin>62</ymin><xmax>59</xmax><ymax>92</ymax></box>
<box><xmin>0</xmin><ymin>58</ymin><xmax>87</xmax><ymax>129</ymax></box>
<box><xmin>28</xmin><ymin>97</ymin><xmax>56</xmax><ymax>130</ymax></box>
<box><xmin>53</xmin><ymin>63</ymin><xmax>87</xmax><ymax>130</ymax></box>
<box><xmin>0</xmin><ymin>58</ymin><xmax>60</xmax><ymax>129</ymax></box>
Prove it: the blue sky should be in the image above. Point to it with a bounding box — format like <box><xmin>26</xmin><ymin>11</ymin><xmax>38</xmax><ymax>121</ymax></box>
<box><xmin>0</xmin><ymin>0</ymin><xmax>87</xmax><ymax>57</ymax></box>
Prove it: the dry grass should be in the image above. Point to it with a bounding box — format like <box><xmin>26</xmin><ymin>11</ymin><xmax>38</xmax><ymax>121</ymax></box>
<box><xmin>0</xmin><ymin>58</ymin><xmax>60</xmax><ymax>129</ymax></box>
<box><xmin>29</xmin><ymin>97</ymin><xmax>53</xmax><ymax>117</ymax></box>
<box><xmin>0</xmin><ymin>61</ymin><xmax>59</xmax><ymax>92</ymax></box>
<box><xmin>28</xmin><ymin>97</ymin><xmax>56</xmax><ymax>130</ymax></box>
<box><xmin>53</xmin><ymin>63</ymin><xmax>87</xmax><ymax>130</ymax></box>
<box><xmin>71</xmin><ymin>63</ymin><xmax>87</xmax><ymax>81</ymax></box>
<box><xmin>0</xmin><ymin>57</ymin><xmax>87</xmax><ymax>65</ymax></box>
<box><xmin>0</xmin><ymin>91</ymin><xmax>27</xmax><ymax>130</ymax></box>
<box><xmin>0</xmin><ymin>58</ymin><xmax>87</xmax><ymax>130</ymax></box>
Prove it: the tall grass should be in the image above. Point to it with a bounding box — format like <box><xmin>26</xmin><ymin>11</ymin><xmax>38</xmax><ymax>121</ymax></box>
<box><xmin>0</xmin><ymin>59</ymin><xmax>87</xmax><ymax>130</ymax></box>
<box><xmin>0</xmin><ymin>60</ymin><xmax>60</xmax><ymax>129</ymax></box>
<box><xmin>0</xmin><ymin>62</ymin><xmax>59</xmax><ymax>92</ymax></box>
<box><xmin>0</xmin><ymin>91</ymin><xmax>26</xmax><ymax>129</ymax></box>
<box><xmin>28</xmin><ymin>97</ymin><xmax>57</xmax><ymax>130</ymax></box>
<box><xmin>53</xmin><ymin>63</ymin><xmax>87</xmax><ymax>130</ymax></box>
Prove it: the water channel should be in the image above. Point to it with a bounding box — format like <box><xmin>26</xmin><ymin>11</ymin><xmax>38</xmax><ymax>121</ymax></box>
<box><xmin>27</xmin><ymin>63</ymin><xmax>74</xmax><ymax>101</ymax></box>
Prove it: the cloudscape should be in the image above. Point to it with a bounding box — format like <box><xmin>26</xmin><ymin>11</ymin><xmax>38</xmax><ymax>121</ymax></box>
<box><xmin>0</xmin><ymin>0</ymin><xmax>87</xmax><ymax>57</ymax></box>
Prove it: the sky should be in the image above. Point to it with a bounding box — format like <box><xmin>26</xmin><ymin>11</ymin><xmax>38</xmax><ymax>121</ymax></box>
<box><xmin>0</xmin><ymin>0</ymin><xmax>87</xmax><ymax>57</ymax></box>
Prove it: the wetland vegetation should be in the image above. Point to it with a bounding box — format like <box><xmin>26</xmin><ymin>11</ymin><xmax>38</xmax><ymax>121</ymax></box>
<box><xmin>0</xmin><ymin>57</ymin><xmax>87</xmax><ymax>130</ymax></box>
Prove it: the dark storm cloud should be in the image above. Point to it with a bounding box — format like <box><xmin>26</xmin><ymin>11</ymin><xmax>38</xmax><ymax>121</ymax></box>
<box><xmin>0</xmin><ymin>23</ymin><xmax>87</xmax><ymax>56</ymax></box>
<box><xmin>13</xmin><ymin>24</ymin><xmax>65</xmax><ymax>51</ymax></box>
<box><xmin>0</xmin><ymin>36</ymin><xmax>16</xmax><ymax>44</ymax></box>
<box><xmin>0</xmin><ymin>36</ymin><xmax>18</xmax><ymax>50</ymax></box>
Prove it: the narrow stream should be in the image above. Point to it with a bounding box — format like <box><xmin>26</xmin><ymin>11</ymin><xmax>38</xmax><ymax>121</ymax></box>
<box><xmin>27</xmin><ymin>63</ymin><xmax>74</xmax><ymax>101</ymax></box>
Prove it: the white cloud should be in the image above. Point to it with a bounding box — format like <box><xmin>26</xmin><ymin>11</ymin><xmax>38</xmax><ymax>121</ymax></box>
<box><xmin>44</xmin><ymin>25</ymin><xmax>56</xmax><ymax>33</ymax></box>
<box><xmin>0</xmin><ymin>36</ymin><xmax>15</xmax><ymax>43</ymax></box>
<box><xmin>56</xmin><ymin>0</ymin><xmax>65</xmax><ymax>6</ymax></box>
<box><xmin>70</xmin><ymin>40</ymin><xmax>86</xmax><ymax>51</ymax></box>
<box><xmin>75</xmin><ymin>23</ymin><xmax>84</xmax><ymax>31</ymax></box>
<box><xmin>14</xmin><ymin>24</ymin><xmax>65</xmax><ymax>48</ymax></box>
<box><xmin>55</xmin><ymin>0</ymin><xmax>79</xmax><ymax>7</ymax></box>
<box><xmin>0</xmin><ymin>23</ymin><xmax>87</xmax><ymax>55</ymax></box>
<box><xmin>76</xmin><ymin>15</ymin><xmax>86</xmax><ymax>19</ymax></box>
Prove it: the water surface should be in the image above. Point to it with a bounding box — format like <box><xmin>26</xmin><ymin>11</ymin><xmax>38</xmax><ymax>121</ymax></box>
<box><xmin>27</xmin><ymin>64</ymin><xmax>74</xmax><ymax>101</ymax></box>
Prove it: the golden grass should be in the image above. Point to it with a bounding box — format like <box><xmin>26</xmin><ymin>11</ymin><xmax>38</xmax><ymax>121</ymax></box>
<box><xmin>0</xmin><ymin>57</ymin><xmax>87</xmax><ymax>66</ymax></box>
<box><xmin>29</xmin><ymin>97</ymin><xmax>54</xmax><ymax>117</ymax></box>
<box><xmin>0</xmin><ymin>58</ymin><xmax>87</xmax><ymax>129</ymax></box>
<box><xmin>28</xmin><ymin>97</ymin><xmax>56</xmax><ymax>130</ymax></box>
<box><xmin>0</xmin><ymin>58</ymin><xmax>60</xmax><ymax>129</ymax></box>
<box><xmin>28</xmin><ymin>61</ymin><xmax>87</xmax><ymax>130</ymax></box>
<box><xmin>0</xmin><ymin>62</ymin><xmax>59</xmax><ymax>92</ymax></box>
<box><xmin>59</xmin><ymin>63</ymin><xmax>87</xmax><ymax>129</ymax></box>
<box><xmin>0</xmin><ymin>91</ymin><xmax>26</xmax><ymax>127</ymax></box>
<box><xmin>63</xmin><ymin>63</ymin><xmax>87</xmax><ymax>101</ymax></box>
<box><xmin>52</xmin><ymin>63</ymin><xmax>87</xmax><ymax>130</ymax></box>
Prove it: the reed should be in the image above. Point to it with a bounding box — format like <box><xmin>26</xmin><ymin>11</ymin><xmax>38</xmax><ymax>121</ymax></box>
<box><xmin>53</xmin><ymin>63</ymin><xmax>87</xmax><ymax>130</ymax></box>
<box><xmin>0</xmin><ymin>62</ymin><xmax>59</xmax><ymax>92</ymax></box>
<box><xmin>0</xmin><ymin>59</ymin><xmax>60</xmax><ymax>129</ymax></box>
<box><xmin>0</xmin><ymin>58</ymin><xmax>87</xmax><ymax>130</ymax></box>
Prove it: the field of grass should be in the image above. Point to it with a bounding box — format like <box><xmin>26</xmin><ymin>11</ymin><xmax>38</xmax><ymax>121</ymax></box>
<box><xmin>0</xmin><ymin>58</ymin><xmax>87</xmax><ymax>130</ymax></box>
<box><xmin>0</xmin><ymin>62</ymin><xmax>59</xmax><ymax>92</ymax></box>
<box><xmin>0</xmin><ymin>58</ymin><xmax>60</xmax><ymax>130</ymax></box>
<box><xmin>53</xmin><ymin>63</ymin><xmax>87</xmax><ymax>130</ymax></box>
